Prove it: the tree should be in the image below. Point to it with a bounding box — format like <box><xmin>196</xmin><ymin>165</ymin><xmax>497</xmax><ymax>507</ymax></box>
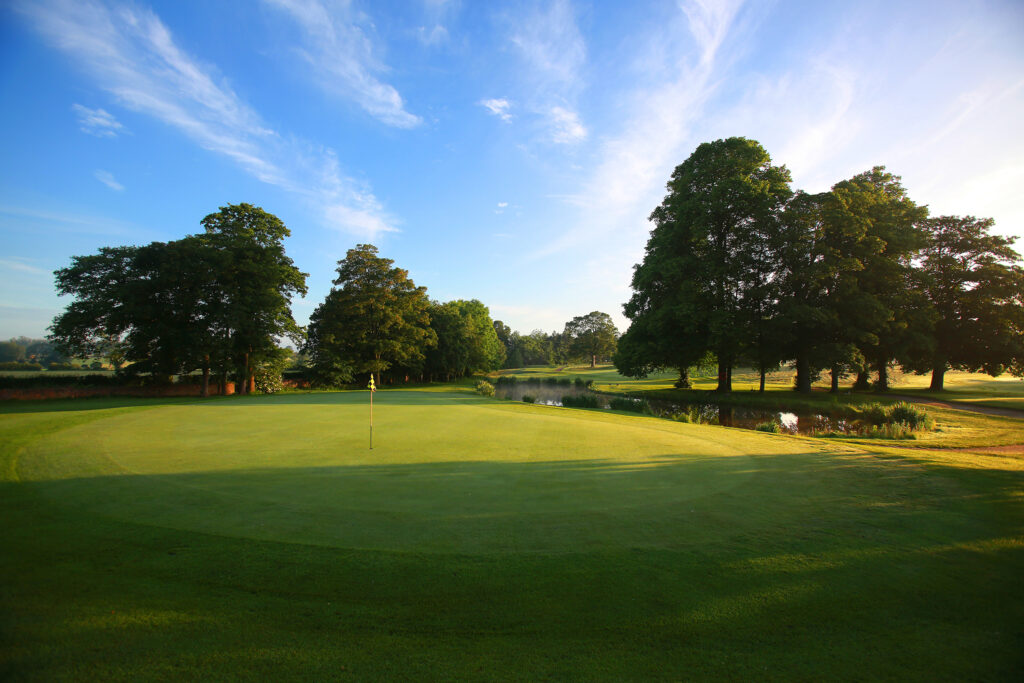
<box><xmin>425</xmin><ymin>300</ymin><xmax>504</xmax><ymax>380</ymax></box>
<box><xmin>305</xmin><ymin>244</ymin><xmax>435</xmax><ymax>386</ymax></box>
<box><xmin>622</xmin><ymin>137</ymin><xmax>792</xmax><ymax>391</ymax></box>
<box><xmin>906</xmin><ymin>215</ymin><xmax>1024</xmax><ymax>389</ymax></box>
<box><xmin>828</xmin><ymin>168</ymin><xmax>928</xmax><ymax>390</ymax></box>
<box><xmin>563</xmin><ymin>311</ymin><xmax>618</xmax><ymax>368</ymax></box>
<box><xmin>0</xmin><ymin>341</ymin><xmax>24</xmax><ymax>362</ymax></box>
<box><xmin>50</xmin><ymin>204</ymin><xmax>307</xmax><ymax>396</ymax></box>
<box><xmin>199</xmin><ymin>204</ymin><xmax>308</xmax><ymax>394</ymax></box>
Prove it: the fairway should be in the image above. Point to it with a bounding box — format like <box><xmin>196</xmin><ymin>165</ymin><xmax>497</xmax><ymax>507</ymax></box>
<box><xmin>3</xmin><ymin>388</ymin><xmax>1023</xmax><ymax>679</ymax></box>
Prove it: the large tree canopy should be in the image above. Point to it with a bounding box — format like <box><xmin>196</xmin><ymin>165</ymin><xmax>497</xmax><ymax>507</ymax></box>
<box><xmin>905</xmin><ymin>215</ymin><xmax>1024</xmax><ymax>389</ymax></box>
<box><xmin>49</xmin><ymin>204</ymin><xmax>307</xmax><ymax>395</ymax></box>
<box><xmin>305</xmin><ymin>244</ymin><xmax>435</xmax><ymax>385</ymax></box>
<box><xmin>619</xmin><ymin>137</ymin><xmax>792</xmax><ymax>391</ymax></box>
<box><xmin>426</xmin><ymin>299</ymin><xmax>505</xmax><ymax>380</ymax></box>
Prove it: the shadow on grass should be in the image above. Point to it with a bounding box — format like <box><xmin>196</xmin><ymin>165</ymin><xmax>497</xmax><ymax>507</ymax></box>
<box><xmin>2</xmin><ymin>446</ymin><xmax>1022</xmax><ymax>680</ymax></box>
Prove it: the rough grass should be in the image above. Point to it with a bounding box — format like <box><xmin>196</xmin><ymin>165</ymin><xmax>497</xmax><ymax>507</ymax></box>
<box><xmin>2</xmin><ymin>389</ymin><xmax>1023</xmax><ymax>680</ymax></box>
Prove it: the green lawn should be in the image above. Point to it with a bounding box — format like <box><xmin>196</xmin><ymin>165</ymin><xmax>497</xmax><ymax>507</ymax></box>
<box><xmin>2</xmin><ymin>388</ymin><xmax>1023</xmax><ymax>679</ymax></box>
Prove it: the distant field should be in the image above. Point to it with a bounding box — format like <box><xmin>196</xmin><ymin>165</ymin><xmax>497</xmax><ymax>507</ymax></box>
<box><xmin>2</xmin><ymin>388</ymin><xmax>1022</xmax><ymax>679</ymax></box>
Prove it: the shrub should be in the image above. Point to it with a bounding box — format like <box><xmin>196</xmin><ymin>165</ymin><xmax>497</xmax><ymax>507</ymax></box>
<box><xmin>558</xmin><ymin>377</ymin><xmax>572</xmax><ymax>386</ymax></box>
<box><xmin>544</xmin><ymin>377</ymin><xmax>560</xmax><ymax>386</ymax></box>
<box><xmin>868</xmin><ymin>423</ymin><xmax>915</xmax><ymax>440</ymax></box>
<box><xmin>254</xmin><ymin>366</ymin><xmax>285</xmax><ymax>394</ymax></box>
<box><xmin>888</xmin><ymin>402</ymin><xmax>932</xmax><ymax>429</ymax></box>
<box><xmin>856</xmin><ymin>402</ymin><xmax>889</xmax><ymax>426</ymax></box>
<box><xmin>574</xmin><ymin>377</ymin><xmax>587</xmax><ymax>388</ymax></box>
<box><xmin>755</xmin><ymin>420</ymin><xmax>781</xmax><ymax>433</ymax></box>
<box><xmin>495</xmin><ymin>375</ymin><xmax>517</xmax><ymax>386</ymax></box>
<box><xmin>0</xmin><ymin>361</ymin><xmax>44</xmax><ymax>371</ymax></box>
<box><xmin>475</xmin><ymin>380</ymin><xmax>495</xmax><ymax>397</ymax></box>
<box><xmin>521</xmin><ymin>394</ymin><xmax>536</xmax><ymax>404</ymax></box>
<box><xmin>608</xmin><ymin>396</ymin><xmax>645</xmax><ymax>413</ymax></box>
<box><xmin>561</xmin><ymin>394</ymin><xmax>598</xmax><ymax>409</ymax></box>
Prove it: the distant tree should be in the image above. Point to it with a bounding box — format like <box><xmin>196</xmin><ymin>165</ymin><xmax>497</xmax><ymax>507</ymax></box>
<box><xmin>306</xmin><ymin>244</ymin><xmax>435</xmax><ymax>386</ymax></box>
<box><xmin>25</xmin><ymin>339</ymin><xmax>65</xmax><ymax>365</ymax></box>
<box><xmin>518</xmin><ymin>330</ymin><xmax>553</xmax><ymax>366</ymax></box>
<box><xmin>0</xmin><ymin>341</ymin><xmax>23</xmax><ymax>362</ymax></box>
<box><xmin>905</xmin><ymin>215</ymin><xmax>1024</xmax><ymax>389</ymax></box>
<box><xmin>562</xmin><ymin>311</ymin><xmax>618</xmax><ymax>368</ymax></box>
<box><xmin>426</xmin><ymin>300</ymin><xmax>504</xmax><ymax>380</ymax></box>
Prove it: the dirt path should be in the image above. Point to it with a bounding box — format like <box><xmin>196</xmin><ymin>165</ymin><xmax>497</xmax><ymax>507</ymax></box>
<box><xmin>887</xmin><ymin>394</ymin><xmax>1024</xmax><ymax>419</ymax></box>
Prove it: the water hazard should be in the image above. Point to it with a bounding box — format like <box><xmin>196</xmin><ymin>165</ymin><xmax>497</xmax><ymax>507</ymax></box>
<box><xmin>493</xmin><ymin>382</ymin><xmax>864</xmax><ymax>435</ymax></box>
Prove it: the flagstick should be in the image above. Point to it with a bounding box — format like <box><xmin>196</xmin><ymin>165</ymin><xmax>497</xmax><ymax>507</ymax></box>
<box><xmin>368</xmin><ymin>375</ymin><xmax>375</xmax><ymax>450</ymax></box>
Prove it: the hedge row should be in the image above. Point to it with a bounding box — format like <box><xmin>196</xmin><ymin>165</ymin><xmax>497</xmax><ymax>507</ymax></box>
<box><xmin>0</xmin><ymin>374</ymin><xmax>209</xmax><ymax>389</ymax></box>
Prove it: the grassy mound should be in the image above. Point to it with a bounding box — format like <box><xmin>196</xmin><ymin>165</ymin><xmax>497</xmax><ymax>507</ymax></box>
<box><xmin>2</xmin><ymin>389</ymin><xmax>1022</xmax><ymax>679</ymax></box>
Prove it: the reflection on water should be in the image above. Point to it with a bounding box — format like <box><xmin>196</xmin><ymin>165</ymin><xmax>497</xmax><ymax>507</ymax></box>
<box><xmin>493</xmin><ymin>384</ymin><xmax>866</xmax><ymax>435</ymax></box>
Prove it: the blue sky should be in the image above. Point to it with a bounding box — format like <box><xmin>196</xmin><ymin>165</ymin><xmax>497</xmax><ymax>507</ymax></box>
<box><xmin>2</xmin><ymin>0</ymin><xmax>1022</xmax><ymax>341</ymax></box>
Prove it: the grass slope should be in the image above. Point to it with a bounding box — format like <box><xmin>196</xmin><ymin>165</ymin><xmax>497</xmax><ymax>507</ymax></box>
<box><xmin>2</xmin><ymin>389</ymin><xmax>1023</xmax><ymax>680</ymax></box>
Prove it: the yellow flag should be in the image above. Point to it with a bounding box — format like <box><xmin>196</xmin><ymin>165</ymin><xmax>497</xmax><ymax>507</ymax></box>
<box><xmin>368</xmin><ymin>376</ymin><xmax>376</xmax><ymax>392</ymax></box>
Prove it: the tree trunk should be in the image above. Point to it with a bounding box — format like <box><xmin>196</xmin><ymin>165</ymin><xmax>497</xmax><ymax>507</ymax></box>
<box><xmin>875</xmin><ymin>358</ymin><xmax>889</xmax><ymax>392</ymax></box>
<box><xmin>930</xmin><ymin>364</ymin><xmax>946</xmax><ymax>391</ymax></box>
<box><xmin>674</xmin><ymin>369</ymin><xmax>690</xmax><ymax>389</ymax></box>
<box><xmin>591</xmin><ymin>354</ymin><xmax>596</xmax><ymax>368</ymax></box>
<box><xmin>854</xmin><ymin>370</ymin><xmax>871</xmax><ymax>390</ymax></box>
<box><xmin>795</xmin><ymin>353</ymin><xmax>812</xmax><ymax>393</ymax></box>
<box><xmin>716</xmin><ymin>360</ymin><xmax>732</xmax><ymax>392</ymax></box>
<box><xmin>759</xmin><ymin>365</ymin><xmax>766</xmax><ymax>393</ymax></box>
<box><xmin>830</xmin><ymin>366</ymin><xmax>840</xmax><ymax>393</ymax></box>
<box><xmin>201</xmin><ymin>355</ymin><xmax>210</xmax><ymax>398</ymax></box>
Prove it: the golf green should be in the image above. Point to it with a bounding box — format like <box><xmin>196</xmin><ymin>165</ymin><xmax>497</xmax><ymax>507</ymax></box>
<box><xmin>16</xmin><ymin>390</ymin><xmax>807</xmax><ymax>554</ymax></box>
<box><xmin>2</xmin><ymin>388</ymin><xmax>1022</xmax><ymax>679</ymax></box>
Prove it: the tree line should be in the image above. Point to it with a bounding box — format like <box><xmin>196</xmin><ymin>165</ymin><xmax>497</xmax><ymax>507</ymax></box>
<box><xmin>616</xmin><ymin>137</ymin><xmax>1024</xmax><ymax>392</ymax></box>
<box><xmin>48</xmin><ymin>206</ymin><xmax>621</xmax><ymax>393</ymax></box>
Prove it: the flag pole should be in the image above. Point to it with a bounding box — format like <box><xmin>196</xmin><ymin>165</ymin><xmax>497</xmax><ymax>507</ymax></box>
<box><xmin>368</xmin><ymin>375</ymin><xmax>375</xmax><ymax>449</ymax></box>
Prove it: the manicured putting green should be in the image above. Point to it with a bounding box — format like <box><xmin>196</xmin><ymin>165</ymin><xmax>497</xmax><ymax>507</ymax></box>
<box><xmin>18</xmin><ymin>390</ymin><xmax>823</xmax><ymax>554</ymax></box>
<box><xmin>4</xmin><ymin>388</ymin><xmax>1023</xmax><ymax>679</ymax></box>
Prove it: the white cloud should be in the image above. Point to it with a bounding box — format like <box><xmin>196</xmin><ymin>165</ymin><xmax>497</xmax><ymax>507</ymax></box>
<box><xmin>506</xmin><ymin>0</ymin><xmax>589</xmax><ymax>145</ymax></box>
<box><xmin>497</xmin><ymin>202</ymin><xmax>508</xmax><ymax>208</ymax></box>
<box><xmin>417</xmin><ymin>24</ymin><xmax>448</xmax><ymax>46</ymax></box>
<box><xmin>72</xmin><ymin>103</ymin><xmax>123</xmax><ymax>137</ymax></box>
<box><xmin>17</xmin><ymin>0</ymin><xmax>398</xmax><ymax>239</ymax></box>
<box><xmin>0</xmin><ymin>259</ymin><xmax>49</xmax><ymax>275</ymax></box>
<box><xmin>509</xmin><ymin>0</ymin><xmax>585</xmax><ymax>92</ymax></box>
<box><xmin>548</xmin><ymin>106</ymin><xmax>586</xmax><ymax>144</ymax></box>
<box><xmin>93</xmin><ymin>169</ymin><xmax>124</xmax><ymax>191</ymax></box>
<box><xmin>262</xmin><ymin>0</ymin><xmax>421</xmax><ymax>129</ymax></box>
<box><xmin>480</xmin><ymin>98</ymin><xmax>513</xmax><ymax>122</ymax></box>
<box><xmin>539</xmin><ymin>0</ymin><xmax>745</xmax><ymax>256</ymax></box>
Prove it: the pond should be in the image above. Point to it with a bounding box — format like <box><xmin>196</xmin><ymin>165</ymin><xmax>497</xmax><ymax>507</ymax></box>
<box><xmin>493</xmin><ymin>383</ymin><xmax>865</xmax><ymax>435</ymax></box>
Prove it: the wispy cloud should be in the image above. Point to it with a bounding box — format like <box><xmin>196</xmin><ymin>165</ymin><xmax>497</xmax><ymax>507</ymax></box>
<box><xmin>480</xmin><ymin>98</ymin><xmax>513</xmax><ymax>122</ymax></box>
<box><xmin>262</xmin><ymin>0</ymin><xmax>421</xmax><ymax>129</ymax></box>
<box><xmin>0</xmin><ymin>258</ymin><xmax>49</xmax><ymax>275</ymax></box>
<box><xmin>540</xmin><ymin>0</ymin><xmax>747</xmax><ymax>256</ymax></box>
<box><xmin>417</xmin><ymin>0</ymin><xmax>455</xmax><ymax>47</ymax></box>
<box><xmin>507</xmin><ymin>0</ymin><xmax>588</xmax><ymax>144</ymax></box>
<box><xmin>548</xmin><ymin>105</ymin><xmax>586</xmax><ymax>144</ymax></box>
<box><xmin>17</xmin><ymin>0</ymin><xmax>398</xmax><ymax>239</ymax></box>
<box><xmin>72</xmin><ymin>103</ymin><xmax>123</xmax><ymax>137</ymax></box>
<box><xmin>93</xmin><ymin>169</ymin><xmax>124</xmax><ymax>191</ymax></box>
